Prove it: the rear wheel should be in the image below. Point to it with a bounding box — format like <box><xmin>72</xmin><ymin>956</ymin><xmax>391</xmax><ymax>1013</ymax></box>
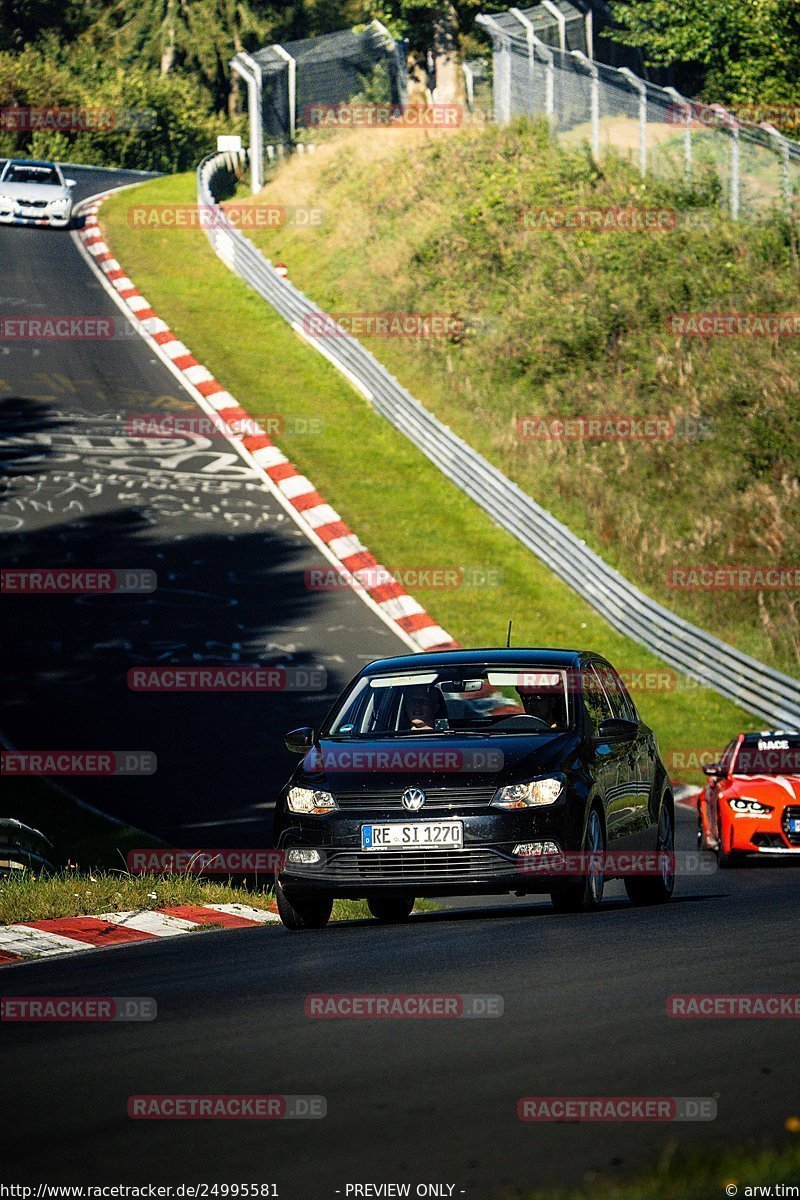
<box><xmin>275</xmin><ymin>880</ymin><xmax>333</xmax><ymax>930</ymax></box>
<box><xmin>367</xmin><ymin>896</ymin><xmax>415</xmax><ymax>923</ymax></box>
<box><xmin>551</xmin><ymin>807</ymin><xmax>605</xmax><ymax>913</ymax></box>
<box><xmin>626</xmin><ymin>799</ymin><xmax>675</xmax><ymax>905</ymax></box>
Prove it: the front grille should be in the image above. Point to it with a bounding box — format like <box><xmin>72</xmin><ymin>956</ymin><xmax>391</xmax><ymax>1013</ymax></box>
<box><xmin>324</xmin><ymin>848</ymin><xmax>512</xmax><ymax>881</ymax></box>
<box><xmin>18</xmin><ymin>199</ymin><xmax>48</xmax><ymax>209</ymax></box>
<box><xmin>335</xmin><ymin>787</ymin><xmax>496</xmax><ymax>812</ymax></box>
<box><xmin>782</xmin><ymin>806</ymin><xmax>800</xmax><ymax>846</ymax></box>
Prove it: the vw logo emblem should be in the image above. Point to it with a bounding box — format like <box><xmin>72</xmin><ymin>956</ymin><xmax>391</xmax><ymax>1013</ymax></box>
<box><xmin>402</xmin><ymin>787</ymin><xmax>426</xmax><ymax>812</ymax></box>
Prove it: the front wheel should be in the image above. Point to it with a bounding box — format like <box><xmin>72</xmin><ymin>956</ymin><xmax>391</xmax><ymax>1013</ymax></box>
<box><xmin>275</xmin><ymin>880</ymin><xmax>333</xmax><ymax>930</ymax></box>
<box><xmin>551</xmin><ymin>806</ymin><xmax>605</xmax><ymax>913</ymax></box>
<box><xmin>626</xmin><ymin>799</ymin><xmax>675</xmax><ymax>906</ymax></box>
<box><xmin>717</xmin><ymin>846</ymin><xmax>746</xmax><ymax>869</ymax></box>
<box><xmin>367</xmin><ymin>896</ymin><xmax>415</xmax><ymax>923</ymax></box>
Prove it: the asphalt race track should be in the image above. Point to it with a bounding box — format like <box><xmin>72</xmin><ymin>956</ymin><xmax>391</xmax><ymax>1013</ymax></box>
<box><xmin>2</xmin><ymin>809</ymin><xmax>800</xmax><ymax>1194</ymax></box>
<box><xmin>0</xmin><ymin>166</ymin><xmax>408</xmax><ymax>842</ymax></box>
<box><xmin>2</xmin><ymin>168</ymin><xmax>799</xmax><ymax>1198</ymax></box>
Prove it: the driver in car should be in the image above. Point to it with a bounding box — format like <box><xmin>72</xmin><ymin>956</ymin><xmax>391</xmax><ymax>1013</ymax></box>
<box><xmin>520</xmin><ymin>690</ymin><xmax>562</xmax><ymax>729</ymax></box>
<box><xmin>403</xmin><ymin>685</ymin><xmax>441</xmax><ymax>731</ymax></box>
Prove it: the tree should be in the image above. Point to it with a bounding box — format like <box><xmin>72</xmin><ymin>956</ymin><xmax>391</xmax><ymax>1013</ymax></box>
<box><xmin>100</xmin><ymin>0</ymin><xmax>288</xmax><ymax>112</ymax></box>
<box><xmin>610</xmin><ymin>0</ymin><xmax>800</xmax><ymax>108</ymax></box>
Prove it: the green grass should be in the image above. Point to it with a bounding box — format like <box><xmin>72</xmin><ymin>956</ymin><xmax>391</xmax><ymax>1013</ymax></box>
<box><xmin>235</xmin><ymin>121</ymin><xmax>800</xmax><ymax>680</ymax></box>
<box><xmin>512</xmin><ymin>1138</ymin><xmax>800</xmax><ymax>1200</ymax></box>
<box><xmin>101</xmin><ymin>167</ymin><xmax>759</xmax><ymax>785</ymax></box>
<box><xmin>0</xmin><ymin>869</ymin><xmax>431</xmax><ymax>926</ymax></box>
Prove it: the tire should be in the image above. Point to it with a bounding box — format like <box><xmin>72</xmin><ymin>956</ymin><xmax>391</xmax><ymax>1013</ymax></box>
<box><xmin>367</xmin><ymin>896</ymin><xmax>415</xmax><ymax>923</ymax></box>
<box><xmin>626</xmin><ymin>798</ymin><xmax>675</xmax><ymax>906</ymax></box>
<box><xmin>551</xmin><ymin>806</ymin><xmax>605</xmax><ymax>913</ymax></box>
<box><xmin>717</xmin><ymin>847</ymin><xmax>745</xmax><ymax>869</ymax></box>
<box><xmin>275</xmin><ymin>880</ymin><xmax>333</xmax><ymax>930</ymax></box>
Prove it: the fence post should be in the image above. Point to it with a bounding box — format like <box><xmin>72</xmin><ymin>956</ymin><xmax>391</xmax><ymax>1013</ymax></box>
<box><xmin>571</xmin><ymin>50</ymin><xmax>599</xmax><ymax>160</ymax></box>
<box><xmin>273</xmin><ymin>43</ymin><xmax>297</xmax><ymax>141</ymax></box>
<box><xmin>711</xmin><ymin>103</ymin><xmax>739</xmax><ymax>219</ymax></box>
<box><xmin>462</xmin><ymin>62</ymin><xmax>475</xmax><ymax>110</ymax></box>
<box><xmin>540</xmin><ymin>0</ymin><xmax>566</xmax><ymax>51</ymax></box>
<box><xmin>230</xmin><ymin>52</ymin><xmax>264</xmax><ymax>193</ymax></box>
<box><xmin>761</xmin><ymin>122</ymin><xmax>791</xmax><ymax>214</ymax></box>
<box><xmin>544</xmin><ymin>44</ymin><xmax>554</xmax><ymax>128</ymax></box>
<box><xmin>510</xmin><ymin>8</ymin><xmax>537</xmax><ymax>118</ymax></box>
<box><xmin>664</xmin><ymin>86</ymin><xmax>692</xmax><ymax>184</ymax></box>
<box><xmin>618</xmin><ymin>67</ymin><xmax>647</xmax><ymax>178</ymax></box>
<box><xmin>476</xmin><ymin>16</ymin><xmax>514</xmax><ymax>124</ymax></box>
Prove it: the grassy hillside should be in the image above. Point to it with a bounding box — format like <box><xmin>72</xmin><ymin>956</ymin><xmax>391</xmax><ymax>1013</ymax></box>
<box><xmin>240</xmin><ymin>121</ymin><xmax>800</xmax><ymax>679</ymax></box>
<box><xmin>102</xmin><ymin>171</ymin><xmax>755</xmax><ymax>783</ymax></box>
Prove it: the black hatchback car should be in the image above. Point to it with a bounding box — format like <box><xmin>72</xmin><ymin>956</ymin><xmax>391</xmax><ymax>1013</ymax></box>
<box><xmin>273</xmin><ymin>648</ymin><xmax>675</xmax><ymax>928</ymax></box>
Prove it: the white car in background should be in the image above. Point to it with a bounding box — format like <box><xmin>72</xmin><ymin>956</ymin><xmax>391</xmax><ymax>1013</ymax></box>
<box><xmin>0</xmin><ymin>159</ymin><xmax>76</xmax><ymax>228</ymax></box>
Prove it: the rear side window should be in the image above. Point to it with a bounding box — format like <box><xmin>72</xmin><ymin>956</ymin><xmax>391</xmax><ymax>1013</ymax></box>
<box><xmin>596</xmin><ymin>664</ymin><xmax>637</xmax><ymax>723</ymax></box>
<box><xmin>720</xmin><ymin>739</ymin><xmax>739</xmax><ymax>774</ymax></box>
<box><xmin>582</xmin><ymin>665</ymin><xmax>613</xmax><ymax>734</ymax></box>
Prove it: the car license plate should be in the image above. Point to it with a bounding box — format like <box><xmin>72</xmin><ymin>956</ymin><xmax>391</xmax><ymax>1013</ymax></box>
<box><xmin>789</xmin><ymin>819</ymin><xmax>800</xmax><ymax>834</ymax></box>
<box><xmin>361</xmin><ymin>821</ymin><xmax>463</xmax><ymax>851</ymax></box>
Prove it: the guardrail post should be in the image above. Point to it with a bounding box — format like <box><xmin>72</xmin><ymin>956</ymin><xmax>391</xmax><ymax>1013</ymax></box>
<box><xmin>618</xmin><ymin>67</ymin><xmax>647</xmax><ymax>178</ymax></box>
<box><xmin>571</xmin><ymin>50</ymin><xmax>599</xmax><ymax>161</ymax></box>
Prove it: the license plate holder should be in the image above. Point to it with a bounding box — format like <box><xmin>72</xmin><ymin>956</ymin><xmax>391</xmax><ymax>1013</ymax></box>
<box><xmin>361</xmin><ymin>820</ymin><xmax>463</xmax><ymax>851</ymax></box>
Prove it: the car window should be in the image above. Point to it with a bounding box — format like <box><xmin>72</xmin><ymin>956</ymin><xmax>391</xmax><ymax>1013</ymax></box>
<box><xmin>582</xmin><ymin>665</ymin><xmax>613</xmax><ymax>735</ymax></box>
<box><xmin>326</xmin><ymin>667</ymin><xmax>574</xmax><ymax>736</ymax></box>
<box><xmin>5</xmin><ymin>164</ymin><xmax>60</xmax><ymax>185</ymax></box>
<box><xmin>719</xmin><ymin>739</ymin><xmax>738</xmax><ymax>774</ymax></box>
<box><xmin>596</xmin><ymin>664</ymin><xmax>637</xmax><ymax>723</ymax></box>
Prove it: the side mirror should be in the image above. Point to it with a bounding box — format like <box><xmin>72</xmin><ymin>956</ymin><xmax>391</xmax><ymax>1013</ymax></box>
<box><xmin>284</xmin><ymin>726</ymin><xmax>315</xmax><ymax>754</ymax></box>
<box><xmin>65</xmin><ymin>179</ymin><xmax>77</xmax><ymax>189</ymax></box>
<box><xmin>596</xmin><ymin>717</ymin><xmax>638</xmax><ymax>741</ymax></box>
<box><xmin>702</xmin><ymin>761</ymin><xmax>727</xmax><ymax>779</ymax></box>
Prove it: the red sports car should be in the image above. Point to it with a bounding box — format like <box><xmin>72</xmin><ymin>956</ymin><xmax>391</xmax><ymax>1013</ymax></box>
<box><xmin>697</xmin><ymin>731</ymin><xmax>800</xmax><ymax>866</ymax></box>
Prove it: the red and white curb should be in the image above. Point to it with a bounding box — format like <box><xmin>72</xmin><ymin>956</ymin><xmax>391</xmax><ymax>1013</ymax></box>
<box><xmin>74</xmin><ymin>195</ymin><xmax>457</xmax><ymax>655</ymax></box>
<box><xmin>673</xmin><ymin>784</ymin><xmax>701</xmax><ymax>810</ymax></box>
<box><xmin>0</xmin><ymin>903</ymin><xmax>279</xmax><ymax>966</ymax></box>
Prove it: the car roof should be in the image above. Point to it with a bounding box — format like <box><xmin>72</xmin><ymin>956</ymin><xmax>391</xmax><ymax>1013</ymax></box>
<box><xmin>361</xmin><ymin>648</ymin><xmax>591</xmax><ymax>675</ymax></box>
<box><xmin>6</xmin><ymin>159</ymin><xmax>59</xmax><ymax>169</ymax></box>
<box><xmin>740</xmin><ymin>730</ymin><xmax>800</xmax><ymax>742</ymax></box>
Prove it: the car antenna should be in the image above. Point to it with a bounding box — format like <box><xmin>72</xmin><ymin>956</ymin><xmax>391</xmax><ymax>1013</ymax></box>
<box><xmin>506</xmin><ymin>620</ymin><xmax>513</xmax><ymax>648</ymax></box>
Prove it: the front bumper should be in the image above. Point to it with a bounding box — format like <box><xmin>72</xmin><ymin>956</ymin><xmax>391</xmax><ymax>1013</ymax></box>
<box><xmin>276</xmin><ymin>806</ymin><xmax>584</xmax><ymax>898</ymax></box>
<box><xmin>0</xmin><ymin>210</ymin><xmax>71</xmax><ymax>228</ymax></box>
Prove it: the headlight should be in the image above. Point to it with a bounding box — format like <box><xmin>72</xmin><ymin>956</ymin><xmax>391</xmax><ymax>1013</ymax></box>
<box><xmin>0</xmin><ymin>194</ymin><xmax>14</xmax><ymax>209</ymax></box>
<box><xmin>48</xmin><ymin>197</ymin><xmax>69</xmax><ymax>209</ymax></box>
<box><xmin>286</xmin><ymin>786</ymin><xmax>338</xmax><ymax>814</ymax></box>
<box><xmin>728</xmin><ymin>797</ymin><xmax>772</xmax><ymax>816</ymax></box>
<box><xmin>491</xmin><ymin>775</ymin><xmax>564</xmax><ymax>809</ymax></box>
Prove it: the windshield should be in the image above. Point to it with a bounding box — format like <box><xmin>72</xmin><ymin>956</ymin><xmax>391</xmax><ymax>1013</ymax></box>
<box><xmin>733</xmin><ymin>734</ymin><xmax>800</xmax><ymax>776</ymax></box>
<box><xmin>3</xmin><ymin>163</ymin><xmax>61</xmax><ymax>185</ymax></box>
<box><xmin>326</xmin><ymin>667</ymin><xmax>573</xmax><ymax>737</ymax></box>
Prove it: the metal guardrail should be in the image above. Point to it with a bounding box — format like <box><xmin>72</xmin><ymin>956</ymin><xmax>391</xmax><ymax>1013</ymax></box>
<box><xmin>0</xmin><ymin>818</ymin><xmax>54</xmax><ymax>877</ymax></box>
<box><xmin>197</xmin><ymin>149</ymin><xmax>800</xmax><ymax>727</ymax></box>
